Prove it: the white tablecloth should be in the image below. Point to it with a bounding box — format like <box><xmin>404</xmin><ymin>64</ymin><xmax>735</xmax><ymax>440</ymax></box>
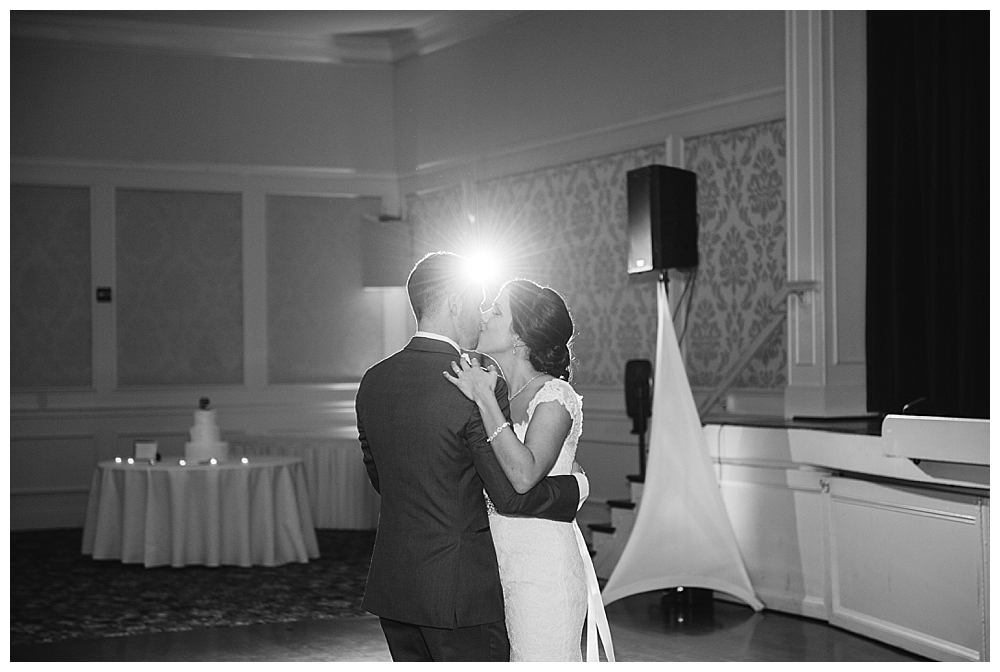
<box><xmin>229</xmin><ymin>435</ymin><xmax>380</xmax><ymax>530</ymax></box>
<box><xmin>82</xmin><ymin>456</ymin><xmax>320</xmax><ymax>568</ymax></box>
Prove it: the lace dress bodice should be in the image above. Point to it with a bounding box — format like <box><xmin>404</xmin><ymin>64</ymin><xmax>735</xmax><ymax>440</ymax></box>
<box><xmin>485</xmin><ymin>378</ymin><xmax>582</xmax><ymax>515</ymax></box>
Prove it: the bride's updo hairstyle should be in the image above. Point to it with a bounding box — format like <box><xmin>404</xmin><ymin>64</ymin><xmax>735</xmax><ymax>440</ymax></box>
<box><xmin>506</xmin><ymin>279</ymin><xmax>575</xmax><ymax>382</ymax></box>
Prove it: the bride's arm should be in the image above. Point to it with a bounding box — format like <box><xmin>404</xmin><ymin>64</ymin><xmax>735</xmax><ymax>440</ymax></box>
<box><xmin>490</xmin><ymin>401</ymin><xmax>571</xmax><ymax>493</ymax></box>
<box><xmin>445</xmin><ymin>359</ymin><xmax>570</xmax><ymax>493</ymax></box>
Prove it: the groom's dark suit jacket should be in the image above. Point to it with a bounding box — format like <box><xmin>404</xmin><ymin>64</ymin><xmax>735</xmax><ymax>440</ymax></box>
<box><xmin>356</xmin><ymin>336</ymin><xmax>581</xmax><ymax>629</ymax></box>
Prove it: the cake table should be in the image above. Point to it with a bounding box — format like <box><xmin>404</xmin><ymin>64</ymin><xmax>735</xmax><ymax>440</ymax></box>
<box><xmin>81</xmin><ymin>456</ymin><xmax>320</xmax><ymax>568</ymax></box>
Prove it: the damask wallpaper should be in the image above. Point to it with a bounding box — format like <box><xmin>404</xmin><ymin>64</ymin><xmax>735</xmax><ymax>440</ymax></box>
<box><xmin>10</xmin><ymin>185</ymin><xmax>93</xmax><ymax>389</ymax></box>
<box><xmin>115</xmin><ymin>189</ymin><xmax>244</xmax><ymax>386</ymax></box>
<box><xmin>684</xmin><ymin>120</ymin><xmax>787</xmax><ymax>389</ymax></box>
<box><xmin>407</xmin><ymin>119</ymin><xmax>787</xmax><ymax>390</ymax></box>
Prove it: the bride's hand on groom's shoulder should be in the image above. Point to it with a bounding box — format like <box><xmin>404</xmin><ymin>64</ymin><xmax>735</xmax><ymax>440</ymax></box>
<box><xmin>444</xmin><ymin>356</ymin><xmax>498</xmax><ymax>403</ymax></box>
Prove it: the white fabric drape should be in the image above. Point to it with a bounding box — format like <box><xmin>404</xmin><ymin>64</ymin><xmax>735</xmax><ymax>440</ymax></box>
<box><xmin>230</xmin><ymin>435</ymin><xmax>380</xmax><ymax>529</ymax></box>
<box><xmin>601</xmin><ymin>280</ymin><xmax>763</xmax><ymax>611</ymax></box>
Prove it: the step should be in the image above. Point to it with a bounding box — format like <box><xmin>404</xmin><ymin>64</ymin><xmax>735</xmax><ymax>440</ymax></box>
<box><xmin>626</xmin><ymin>475</ymin><xmax>645</xmax><ymax>503</ymax></box>
<box><xmin>610</xmin><ymin>505</ymin><xmax>637</xmax><ymax>529</ymax></box>
<box><xmin>606</xmin><ymin>499</ymin><xmax>636</xmax><ymax>510</ymax></box>
<box><xmin>588</xmin><ymin>512</ymin><xmax>638</xmax><ymax>581</ymax></box>
<box><xmin>590</xmin><ymin>526</ymin><xmax>625</xmax><ymax>580</ymax></box>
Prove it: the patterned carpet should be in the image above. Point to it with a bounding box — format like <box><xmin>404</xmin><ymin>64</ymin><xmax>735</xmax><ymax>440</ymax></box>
<box><xmin>10</xmin><ymin>528</ymin><xmax>376</xmax><ymax>647</ymax></box>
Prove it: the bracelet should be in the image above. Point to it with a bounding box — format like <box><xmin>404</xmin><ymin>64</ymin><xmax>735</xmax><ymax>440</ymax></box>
<box><xmin>487</xmin><ymin>421</ymin><xmax>510</xmax><ymax>443</ymax></box>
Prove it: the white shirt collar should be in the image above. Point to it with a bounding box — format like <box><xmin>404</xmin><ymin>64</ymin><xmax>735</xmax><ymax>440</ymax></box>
<box><xmin>413</xmin><ymin>330</ymin><xmax>463</xmax><ymax>355</ymax></box>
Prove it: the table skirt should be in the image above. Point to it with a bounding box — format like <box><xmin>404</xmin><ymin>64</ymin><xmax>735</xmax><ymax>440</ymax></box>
<box><xmin>82</xmin><ymin>456</ymin><xmax>320</xmax><ymax>568</ymax></box>
<box><xmin>229</xmin><ymin>436</ymin><xmax>380</xmax><ymax>530</ymax></box>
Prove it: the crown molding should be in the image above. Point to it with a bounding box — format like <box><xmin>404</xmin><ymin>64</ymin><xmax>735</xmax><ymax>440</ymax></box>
<box><xmin>395</xmin><ymin>10</ymin><xmax>528</xmax><ymax>61</ymax></box>
<box><xmin>11</xmin><ymin>13</ymin><xmax>378</xmax><ymax>64</ymax></box>
<box><xmin>10</xmin><ymin>11</ymin><xmax>530</xmax><ymax>64</ymax></box>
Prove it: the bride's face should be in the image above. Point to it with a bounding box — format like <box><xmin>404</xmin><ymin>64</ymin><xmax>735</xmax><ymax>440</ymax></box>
<box><xmin>477</xmin><ymin>287</ymin><xmax>516</xmax><ymax>356</ymax></box>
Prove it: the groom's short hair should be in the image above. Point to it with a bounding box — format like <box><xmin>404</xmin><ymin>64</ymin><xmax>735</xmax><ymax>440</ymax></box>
<box><xmin>407</xmin><ymin>251</ymin><xmax>472</xmax><ymax>322</ymax></box>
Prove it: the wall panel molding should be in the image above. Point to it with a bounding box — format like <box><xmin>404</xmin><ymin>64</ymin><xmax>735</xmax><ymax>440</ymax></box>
<box><xmin>825</xmin><ymin>477</ymin><xmax>986</xmax><ymax>661</ymax></box>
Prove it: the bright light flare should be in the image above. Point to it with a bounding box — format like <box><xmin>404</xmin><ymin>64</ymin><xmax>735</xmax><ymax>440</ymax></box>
<box><xmin>461</xmin><ymin>248</ymin><xmax>505</xmax><ymax>292</ymax></box>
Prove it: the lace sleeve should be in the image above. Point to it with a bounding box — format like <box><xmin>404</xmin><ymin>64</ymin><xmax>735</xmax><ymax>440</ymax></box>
<box><xmin>527</xmin><ymin>379</ymin><xmax>583</xmax><ymax>442</ymax></box>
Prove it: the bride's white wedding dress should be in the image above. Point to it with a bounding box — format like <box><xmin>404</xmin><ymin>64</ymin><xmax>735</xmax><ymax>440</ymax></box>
<box><xmin>486</xmin><ymin>378</ymin><xmax>615</xmax><ymax>662</ymax></box>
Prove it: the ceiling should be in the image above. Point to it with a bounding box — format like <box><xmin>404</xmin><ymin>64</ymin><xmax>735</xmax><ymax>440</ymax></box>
<box><xmin>10</xmin><ymin>9</ymin><xmax>531</xmax><ymax>64</ymax></box>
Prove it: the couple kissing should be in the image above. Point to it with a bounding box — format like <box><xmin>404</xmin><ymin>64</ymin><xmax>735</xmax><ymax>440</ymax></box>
<box><xmin>357</xmin><ymin>251</ymin><xmax>614</xmax><ymax>662</ymax></box>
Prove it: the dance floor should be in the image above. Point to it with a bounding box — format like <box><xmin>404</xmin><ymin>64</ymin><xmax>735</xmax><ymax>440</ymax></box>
<box><xmin>13</xmin><ymin>590</ymin><xmax>926</xmax><ymax>662</ymax></box>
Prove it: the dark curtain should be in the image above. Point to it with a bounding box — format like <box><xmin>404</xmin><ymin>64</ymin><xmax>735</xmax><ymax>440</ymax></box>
<box><xmin>866</xmin><ymin>10</ymin><xmax>989</xmax><ymax>419</ymax></box>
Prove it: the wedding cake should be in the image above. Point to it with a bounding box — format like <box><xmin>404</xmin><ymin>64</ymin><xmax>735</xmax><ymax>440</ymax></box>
<box><xmin>184</xmin><ymin>398</ymin><xmax>229</xmax><ymax>463</ymax></box>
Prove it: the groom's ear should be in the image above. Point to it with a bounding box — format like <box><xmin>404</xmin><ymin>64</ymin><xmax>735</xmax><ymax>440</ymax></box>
<box><xmin>447</xmin><ymin>292</ymin><xmax>461</xmax><ymax>316</ymax></box>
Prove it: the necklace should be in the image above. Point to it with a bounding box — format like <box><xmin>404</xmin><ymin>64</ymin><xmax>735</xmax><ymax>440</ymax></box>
<box><xmin>509</xmin><ymin>372</ymin><xmax>544</xmax><ymax>400</ymax></box>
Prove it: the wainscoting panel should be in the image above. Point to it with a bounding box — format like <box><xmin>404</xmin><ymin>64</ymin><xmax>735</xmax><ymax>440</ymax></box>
<box><xmin>826</xmin><ymin>477</ymin><xmax>987</xmax><ymax>661</ymax></box>
<box><xmin>11</xmin><ymin>436</ymin><xmax>97</xmax><ymax>492</ymax></box>
<box><xmin>983</xmin><ymin>498</ymin><xmax>991</xmax><ymax>662</ymax></box>
<box><xmin>716</xmin><ymin>463</ymin><xmax>829</xmax><ymax>619</ymax></box>
<box><xmin>10</xmin><ymin>435</ymin><xmax>97</xmax><ymax>530</ymax></box>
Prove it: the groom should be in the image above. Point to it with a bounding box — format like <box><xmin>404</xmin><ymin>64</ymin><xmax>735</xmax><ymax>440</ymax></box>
<box><xmin>356</xmin><ymin>251</ymin><xmax>587</xmax><ymax>662</ymax></box>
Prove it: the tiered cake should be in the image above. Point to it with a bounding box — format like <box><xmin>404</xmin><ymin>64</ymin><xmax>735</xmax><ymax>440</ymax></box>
<box><xmin>184</xmin><ymin>399</ymin><xmax>228</xmax><ymax>463</ymax></box>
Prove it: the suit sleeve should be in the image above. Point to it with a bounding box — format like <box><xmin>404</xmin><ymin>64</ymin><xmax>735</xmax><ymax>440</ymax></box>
<box><xmin>356</xmin><ymin>385</ymin><xmax>380</xmax><ymax>494</ymax></box>
<box><xmin>468</xmin><ymin>376</ymin><xmax>579</xmax><ymax>522</ymax></box>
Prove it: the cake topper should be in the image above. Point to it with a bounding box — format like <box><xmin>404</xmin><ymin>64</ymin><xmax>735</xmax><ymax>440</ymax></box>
<box><xmin>199</xmin><ymin>397</ymin><xmax>210</xmax><ymax>410</ymax></box>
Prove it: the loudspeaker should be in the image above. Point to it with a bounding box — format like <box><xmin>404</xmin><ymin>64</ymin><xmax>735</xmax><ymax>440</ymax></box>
<box><xmin>625</xmin><ymin>359</ymin><xmax>653</xmax><ymax>435</ymax></box>
<box><xmin>627</xmin><ymin>165</ymin><xmax>698</xmax><ymax>274</ymax></box>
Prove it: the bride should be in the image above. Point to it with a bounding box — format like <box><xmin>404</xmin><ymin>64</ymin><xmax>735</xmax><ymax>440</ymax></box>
<box><xmin>445</xmin><ymin>279</ymin><xmax>615</xmax><ymax>662</ymax></box>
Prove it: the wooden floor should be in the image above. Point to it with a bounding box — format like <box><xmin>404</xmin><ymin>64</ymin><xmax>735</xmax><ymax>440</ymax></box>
<box><xmin>11</xmin><ymin>590</ymin><xmax>926</xmax><ymax>663</ymax></box>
